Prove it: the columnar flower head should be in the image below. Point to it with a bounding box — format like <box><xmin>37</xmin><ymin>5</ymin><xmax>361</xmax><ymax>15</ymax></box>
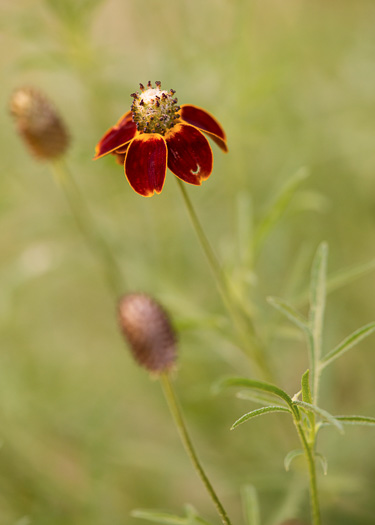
<box><xmin>10</xmin><ymin>87</ymin><xmax>69</xmax><ymax>160</ymax></box>
<box><xmin>118</xmin><ymin>293</ymin><xmax>177</xmax><ymax>373</ymax></box>
<box><xmin>94</xmin><ymin>81</ymin><xmax>227</xmax><ymax>197</ymax></box>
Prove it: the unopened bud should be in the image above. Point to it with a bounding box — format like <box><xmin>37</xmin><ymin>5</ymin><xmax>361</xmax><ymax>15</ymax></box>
<box><xmin>118</xmin><ymin>293</ymin><xmax>177</xmax><ymax>373</ymax></box>
<box><xmin>10</xmin><ymin>87</ymin><xmax>69</xmax><ymax>160</ymax></box>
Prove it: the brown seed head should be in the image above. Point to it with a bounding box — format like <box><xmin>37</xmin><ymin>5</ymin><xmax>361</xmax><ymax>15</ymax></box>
<box><xmin>118</xmin><ymin>293</ymin><xmax>177</xmax><ymax>373</ymax></box>
<box><xmin>10</xmin><ymin>87</ymin><xmax>69</xmax><ymax>160</ymax></box>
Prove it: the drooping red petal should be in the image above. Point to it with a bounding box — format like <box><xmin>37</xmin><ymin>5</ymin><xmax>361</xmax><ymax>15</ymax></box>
<box><xmin>180</xmin><ymin>104</ymin><xmax>228</xmax><ymax>152</ymax></box>
<box><xmin>110</xmin><ymin>142</ymin><xmax>131</xmax><ymax>165</ymax></box>
<box><xmin>166</xmin><ymin>123</ymin><xmax>213</xmax><ymax>185</ymax></box>
<box><xmin>124</xmin><ymin>135</ymin><xmax>167</xmax><ymax>197</ymax></box>
<box><xmin>94</xmin><ymin>111</ymin><xmax>137</xmax><ymax>159</ymax></box>
<box><xmin>112</xmin><ymin>152</ymin><xmax>126</xmax><ymax>165</ymax></box>
<box><xmin>115</xmin><ymin>144</ymin><xmax>130</xmax><ymax>154</ymax></box>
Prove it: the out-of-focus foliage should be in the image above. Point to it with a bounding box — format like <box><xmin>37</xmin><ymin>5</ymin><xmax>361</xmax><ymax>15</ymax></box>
<box><xmin>1</xmin><ymin>0</ymin><xmax>375</xmax><ymax>524</ymax></box>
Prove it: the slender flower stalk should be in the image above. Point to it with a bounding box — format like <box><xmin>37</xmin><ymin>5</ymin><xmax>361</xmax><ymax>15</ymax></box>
<box><xmin>93</xmin><ymin>82</ymin><xmax>272</xmax><ymax>377</ymax></box>
<box><xmin>118</xmin><ymin>293</ymin><xmax>233</xmax><ymax>525</ymax></box>
<box><xmin>176</xmin><ymin>179</ymin><xmax>273</xmax><ymax>381</ymax></box>
<box><xmin>160</xmin><ymin>373</ymin><xmax>233</xmax><ymax>525</ymax></box>
<box><xmin>51</xmin><ymin>160</ymin><xmax>123</xmax><ymax>297</ymax></box>
<box><xmin>10</xmin><ymin>86</ymin><xmax>124</xmax><ymax>299</ymax></box>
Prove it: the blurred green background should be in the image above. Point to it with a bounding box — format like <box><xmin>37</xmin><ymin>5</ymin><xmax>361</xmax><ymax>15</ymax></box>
<box><xmin>1</xmin><ymin>0</ymin><xmax>375</xmax><ymax>523</ymax></box>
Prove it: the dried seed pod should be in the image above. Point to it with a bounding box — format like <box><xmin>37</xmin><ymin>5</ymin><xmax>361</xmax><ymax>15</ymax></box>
<box><xmin>10</xmin><ymin>87</ymin><xmax>69</xmax><ymax>160</ymax></box>
<box><xmin>118</xmin><ymin>293</ymin><xmax>177</xmax><ymax>373</ymax></box>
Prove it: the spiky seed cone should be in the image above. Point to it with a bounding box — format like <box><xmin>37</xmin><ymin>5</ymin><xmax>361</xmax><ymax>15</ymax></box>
<box><xmin>118</xmin><ymin>293</ymin><xmax>177</xmax><ymax>373</ymax></box>
<box><xmin>10</xmin><ymin>87</ymin><xmax>69</xmax><ymax>160</ymax></box>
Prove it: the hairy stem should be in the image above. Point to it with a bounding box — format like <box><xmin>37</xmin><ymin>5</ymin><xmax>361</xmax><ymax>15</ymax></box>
<box><xmin>176</xmin><ymin>179</ymin><xmax>273</xmax><ymax>381</ymax></box>
<box><xmin>160</xmin><ymin>373</ymin><xmax>233</xmax><ymax>525</ymax></box>
<box><xmin>51</xmin><ymin>160</ymin><xmax>123</xmax><ymax>297</ymax></box>
<box><xmin>294</xmin><ymin>418</ymin><xmax>321</xmax><ymax>525</ymax></box>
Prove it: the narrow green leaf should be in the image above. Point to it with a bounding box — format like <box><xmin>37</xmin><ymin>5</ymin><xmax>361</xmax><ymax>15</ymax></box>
<box><xmin>320</xmin><ymin>322</ymin><xmax>375</xmax><ymax>368</ymax></box>
<box><xmin>131</xmin><ymin>509</ymin><xmax>186</xmax><ymax>524</ymax></box>
<box><xmin>284</xmin><ymin>449</ymin><xmax>303</xmax><ymax>471</ymax></box>
<box><xmin>309</xmin><ymin>242</ymin><xmax>328</xmax><ymax>363</ymax></box>
<box><xmin>185</xmin><ymin>505</ymin><xmax>197</xmax><ymax>519</ymax></box>
<box><xmin>231</xmin><ymin>406</ymin><xmax>291</xmax><ymax>430</ymax></box>
<box><xmin>293</xmin><ymin>400</ymin><xmax>344</xmax><ymax>433</ymax></box>
<box><xmin>334</xmin><ymin>415</ymin><xmax>375</xmax><ymax>426</ymax></box>
<box><xmin>295</xmin><ymin>256</ymin><xmax>375</xmax><ymax>307</ymax></box>
<box><xmin>242</xmin><ymin>485</ymin><xmax>261</xmax><ymax>525</ymax></box>
<box><xmin>326</xmin><ymin>257</ymin><xmax>375</xmax><ymax>296</ymax></box>
<box><xmin>236</xmin><ymin>390</ymin><xmax>285</xmax><ymax>406</ymax></box>
<box><xmin>183</xmin><ymin>505</ymin><xmax>212</xmax><ymax>525</ymax></box>
<box><xmin>300</xmin><ymin>370</ymin><xmax>314</xmax><ymax>430</ymax></box>
<box><xmin>186</xmin><ymin>509</ymin><xmax>212</xmax><ymax>525</ymax></box>
<box><xmin>216</xmin><ymin>377</ymin><xmax>297</xmax><ymax>416</ymax></box>
<box><xmin>267</xmin><ymin>296</ymin><xmax>309</xmax><ymax>334</ymax></box>
<box><xmin>301</xmin><ymin>370</ymin><xmax>312</xmax><ymax>404</ymax></box>
<box><xmin>191</xmin><ymin>516</ymin><xmax>212</xmax><ymax>525</ymax></box>
<box><xmin>315</xmin><ymin>452</ymin><xmax>328</xmax><ymax>475</ymax></box>
<box><xmin>252</xmin><ymin>167</ymin><xmax>309</xmax><ymax>257</ymax></box>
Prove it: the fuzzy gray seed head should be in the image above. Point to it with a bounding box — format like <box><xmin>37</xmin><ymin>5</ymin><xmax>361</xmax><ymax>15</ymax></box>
<box><xmin>118</xmin><ymin>293</ymin><xmax>177</xmax><ymax>373</ymax></box>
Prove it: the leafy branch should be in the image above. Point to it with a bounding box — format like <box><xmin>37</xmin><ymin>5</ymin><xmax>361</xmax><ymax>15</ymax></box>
<box><xmin>217</xmin><ymin>242</ymin><xmax>375</xmax><ymax>525</ymax></box>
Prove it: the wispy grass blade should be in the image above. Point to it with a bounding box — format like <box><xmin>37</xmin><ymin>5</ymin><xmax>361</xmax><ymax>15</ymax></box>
<box><xmin>236</xmin><ymin>192</ymin><xmax>253</xmax><ymax>268</ymax></box>
<box><xmin>241</xmin><ymin>485</ymin><xmax>261</xmax><ymax>525</ymax></box>
<box><xmin>231</xmin><ymin>406</ymin><xmax>291</xmax><ymax>430</ymax></box>
<box><xmin>320</xmin><ymin>322</ymin><xmax>375</xmax><ymax>369</ymax></box>
<box><xmin>293</xmin><ymin>400</ymin><xmax>344</xmax><ymax>433</ymax></box>
<box><xmin>252</xmin><ymin>167</ymin><xmax>309</xmax><ymax>258</ymax></box>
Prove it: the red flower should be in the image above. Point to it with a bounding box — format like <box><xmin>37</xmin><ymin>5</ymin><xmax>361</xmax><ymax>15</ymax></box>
<box><xmin>94</xmin><ymin>81</ymin><xmax>227</xmax><ymax>197</ymax></box>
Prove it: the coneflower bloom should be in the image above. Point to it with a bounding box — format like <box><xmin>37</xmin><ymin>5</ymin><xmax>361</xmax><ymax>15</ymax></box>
<box><xmin>94</xmin><ymin>81</ymin><xmax>227</xmax><ymax>197</ymax></box>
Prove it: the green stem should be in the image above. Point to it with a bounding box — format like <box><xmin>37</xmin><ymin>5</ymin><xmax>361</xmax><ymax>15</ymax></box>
<box><xmin>176</xmin><ymin>179</ymin><xmax>273</xmax><ymax>381</ymax></box>
<box><xmin>176</xmin><ymin>179</ymin><xmax>227</xmax><ymax>296</ymax></box>
<box><xmin>160</xmin><ymin>373</ymin><xmax>233</xmax><ymax>525</ymax></box>
<box><xmin>313</xmin><ymin>366</ymin><xmax>322</xmax><ymax>408</ymax></box>
<box><xmin>294</xmin><ymin>418</ymin><xmax>321</xmax><ymax>525</ymax></box>
<box><xmin>50</xmin><ymin>160</ymin><xmax>123</xmax><ymax>298</ymax></box>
